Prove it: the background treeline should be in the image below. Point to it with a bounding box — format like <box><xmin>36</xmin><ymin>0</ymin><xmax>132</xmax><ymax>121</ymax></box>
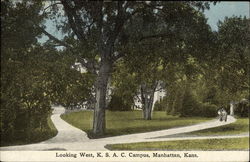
<box><xmin>110</xmin><ymin>16</ymin><xmax>249</xmax><ymax>117</ymax></box>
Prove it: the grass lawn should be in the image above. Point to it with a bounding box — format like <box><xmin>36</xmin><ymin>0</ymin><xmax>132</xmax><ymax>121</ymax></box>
<box><xmin>61</xmin><ymin>110</ymin><xmax>212</xmax><ymax>138</ymax></box>
<box><xmin>183</xmin><ymin>118</ymin><xmax>249</xmax><ymax>136</ymax></box>
<box><xmin>1</xmin><ymin>112</ymin><xmax>58</xmax><ymax>147</ymax></box>
<box><xmin>106</xmin><ymin>137</ymin><xmax>249</xmax><ymax>151</ymax></box>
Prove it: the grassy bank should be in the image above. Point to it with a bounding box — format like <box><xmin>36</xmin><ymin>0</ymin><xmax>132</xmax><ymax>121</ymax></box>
<box><xmin>182</xmin><ymin>118</ymin><xmax>249</xmax><ymax>136</ymax></box>
<box><xmin>106</xmin><ymin>137</ymin><xmax>249</xmax><ymax>151</ymax></box>
<box><xmin>1</xmin><ymin>112</ymin><xmax>57</xmax><ymax>147</ymax></box>
<box><xmin>61</xmin><ymin>110</ymin><xmax>211</xmax><ymax>138</ymax></box>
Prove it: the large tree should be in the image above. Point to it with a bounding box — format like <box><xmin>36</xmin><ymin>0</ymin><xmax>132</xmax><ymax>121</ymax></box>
<box><xmin>38</xmin><ymin>1</ymin><xmax>215</xmax><ymax>136</ymax></box>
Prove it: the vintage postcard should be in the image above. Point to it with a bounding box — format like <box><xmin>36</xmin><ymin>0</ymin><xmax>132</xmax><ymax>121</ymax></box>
<box><xmin>1</xmin><ymin>1</ymin><xmax>249</xmax><ymax>162</ymax></box>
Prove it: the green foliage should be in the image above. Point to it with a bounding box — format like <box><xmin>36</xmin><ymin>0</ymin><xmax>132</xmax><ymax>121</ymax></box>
<box><xmin>0</xmin><ymin>0</ymin><xmax>54</xmax><ymax>144</ymax></box>
<box><xmin>179</xmin><ymin>90</ymin><xmax>218</xmax><ymax>117</ymax></box>
<box><xmin>108</xmin><ymin>94</ymin><xmax>133</xmax><ymax>111</ymax></box>
<box><xmin>234</xmin><ymin>100</ymin><xmax>249</xmax><ymax>117</ymax></box>
<box><xmin>1</xmin><ymin>47</ymin><xmax>92</xmax><ymax>144</ymax></box>
<box><xmin>158</xmin><ymin>16</ymin><xmax>249</xmax><ymax>118</ymax></box>
<box><xmin>1</xmin><ymin>48</ymin><xmax>53</xmax><ymax>144</ymax></box>
<box><xmin>1</xmin><ymin>0</ymin><xmax>44</xmax><ymax>50</ymax></box>
<box><xmin>217</xmin><ymin>16</ymin><xmax>250</xmax><ymax>93</ymax></box>
<box><xmin>164</xmin><ymin>82</ymin><xmax>218</xmax><ymax>117</ymax></box>
<box><xmin>48</xmin><ymin>59</ymin><xmax>94</xmax><ymax>109</ymax></box>
<box><xmin>179</xmin><ymin>89</ymin><xmax>200</xmax><ymax>117</ymax></box>
<box><xmin>154</xmin><ymin>96</ymin><xmax>169</xmax><ymax>111</ymax></box>
<box><xmin>0</xmin><ymin>0</ymin><xmax>93</xmax><ymax>144</ymax></box>
<box><xmin>1</xmin><ymin>111</ymin><xmax>57</xmax><ymax>146</ymax></box>
<box><xmin>199</xmin><ymin>103</ymin><xmax>218</xmax><ymax>117</ymax></box>
<box><xmin>203</xmin><ymin>87</ymin><xmax>219</xmax><ymax>104</ymax></box>
<box><xmin>154</xmin><ymin>101</ymin><xmax>164</xmax><ymax>111</ymax></box>
<box><xmin>110</xmin><ymin>61</ymin><xmax>138</xmax><ymax>111</ymax></box>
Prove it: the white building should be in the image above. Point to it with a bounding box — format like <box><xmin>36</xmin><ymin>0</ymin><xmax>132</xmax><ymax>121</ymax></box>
<box><xmin>134</xmin><ymin>89</ymin><xmax>166</xmax><ymax>110</ymax></box>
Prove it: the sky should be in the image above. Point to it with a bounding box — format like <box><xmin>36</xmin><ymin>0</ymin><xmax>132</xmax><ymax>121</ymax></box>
<box><xmin>40</xmin><ymin>2</ymin><xmax>249</xmax><ymax>44</ymax></box>
<box><xmin>204</xmin><ymin>1</ymin><xmax>249</xmax><ymax>31</ymax></box>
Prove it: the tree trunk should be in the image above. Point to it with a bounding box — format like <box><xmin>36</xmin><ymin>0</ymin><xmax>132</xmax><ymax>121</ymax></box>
<box><xmin>143</xmin><ymin>94</ymin><xmax>154</xmax><ymax>120</ymax></box>
<box><xmin>141</xmin><ymin>84</ymin><xmax>155</xmax><ymax>120</ymax></box>
<box><xmin>92</xmin><ymin>61</ymin><xmax>111</xmax><ymax>136</ymax></box>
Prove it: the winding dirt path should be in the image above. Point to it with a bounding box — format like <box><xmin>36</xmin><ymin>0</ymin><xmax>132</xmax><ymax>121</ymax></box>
<box><xmin>0</xmin><ymin>106</ymin><xmax>248</xmax><ymax>151</ymax></box>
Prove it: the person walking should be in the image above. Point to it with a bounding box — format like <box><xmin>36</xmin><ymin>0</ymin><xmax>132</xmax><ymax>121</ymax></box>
<box><xmin>218</xmin><ymin>108</ymin><xmax>223</xmax><ymax>121</ymax></box>
<box><xmin>221</xmin><ymin>108</ymin><xmax>227</xmax><ymax>122</ymax></box>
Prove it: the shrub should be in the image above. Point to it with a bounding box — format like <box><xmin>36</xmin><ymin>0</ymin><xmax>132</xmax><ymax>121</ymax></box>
<box><xmin>178</xmin><ymin>90</ymin><xmax>218</xmax><ymax>117</ymax></box>
<box><xmin>0</xmin><ymin>107</ymin><xmax>56</xmax><ymax>146</ymax></box>
<box><xmin>199</xmin><ymin>102</ymin><xmax>218</xmax><ymax>117</ymax></box>
<box><xmin>235</xmin><ymin>100</ymin><xmax>249</xmax><ymax>117</ymax></box>
<box><xmin>154</xmin><ymin>99</ymin><xmax>167</xmax><ymax>111</ymax></box>
<box><xmin>179</xmin><ymin>90</ymin><xmax>200</xmax><ymax>117</ymax></box>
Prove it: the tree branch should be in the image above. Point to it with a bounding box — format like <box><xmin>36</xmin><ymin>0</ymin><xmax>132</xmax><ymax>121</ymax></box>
<box><xmin>155</xmin><ymin>86</ymin><xmax>164</xmax><ymax>92</ymax></box>
<box><xmin>61</xmin><ymin>0</ymin><xmax>86</xmax><ymax>42</ymax></box>
<box><xmin>140</xmin><ymin>33</ymin><xmax>173</xmax><ymax>41</ymax></box>
<box><xmin>107</xmin><ymin>2</ymin><xmax>126</xmax><ymax>47</ymax></box>
<box><xmin>32</xmin><ymin>22</ymin><xmax>72</xmax><ymax>48</ymax></box>
<box><xmin>135</xmin><ymin>94</ymin><xmax>142</xmax><ymax>103</ymax></box>
<box><xmin>43</xmin><ymin>2</ymin><xmax>62</xmax><ymax>14</ymax></box>
<box><xmin>143</xmin><ymin>2</ymin><xmax>164</xmax><ymax>11</ymax></box>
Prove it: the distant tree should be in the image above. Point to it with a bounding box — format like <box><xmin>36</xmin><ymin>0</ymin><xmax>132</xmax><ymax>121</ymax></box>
<box><xmin>217</xmin><ymin>16</ymin><xmax>250</xmax><ymax>93</ymax></box>
<box><xmin>196</xmin><ymin>16</ymin><xmax>250</xmax><ymax>107</ymax></box>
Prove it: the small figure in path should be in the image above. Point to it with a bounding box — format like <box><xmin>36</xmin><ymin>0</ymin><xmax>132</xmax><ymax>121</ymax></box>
<box><xmin>218</xmin><ymin>108</ymin><xmax>223</xmax><ymax>121</ymax></box>
<box><xmin>218</xmin><ymin>108</ymin><xmax>227</xmax><ymax>122</ymax></box>
<box><xmin>221</xmin><ymin>108</ymin><xmax>227</xmax><ymax>122</ymax></box>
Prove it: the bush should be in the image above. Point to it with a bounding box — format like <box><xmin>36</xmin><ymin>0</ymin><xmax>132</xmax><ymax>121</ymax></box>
<box><xmin>0</xmin><ymin>108</ymin><xmax>57</xmax><ymax>146</ymax></box>
<box><xmin>199</xmin><ymin>102</ymin><xmax>218</xmax><ymax>117</ymax></box>
<box><xmin>235</xmin><ymin>100</ymin><xmax>249</xmax><ymax>117</ymax></box>
<box><xmin>154</xmin><ymin>99</ymin><xmax>167</xmax><ymax>111</ymax></box>
<box><xmin>179</xmin><ymin>90</ymin><xmax>200</xmax><ymax>117</ymax></box>
<box><xmin>179</xmin><ymin>90</ymin><xmax>218</xmax><ymax>117</ymax></box>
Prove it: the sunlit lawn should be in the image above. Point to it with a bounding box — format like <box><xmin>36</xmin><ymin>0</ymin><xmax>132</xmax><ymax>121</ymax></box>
<box><xmin>183</xmin><ymin>118</ymin><xmax>249</xmax><ymax>136</ymax></box>
<box><xmin>106</xmin><ymin>137</ymin><xmax>249</xmax><ymax>151</ymax></box>
<box><xmin>61</xmin><ymin>110</ymin><xmax>212</xmax><ymax>138</ymax></box>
